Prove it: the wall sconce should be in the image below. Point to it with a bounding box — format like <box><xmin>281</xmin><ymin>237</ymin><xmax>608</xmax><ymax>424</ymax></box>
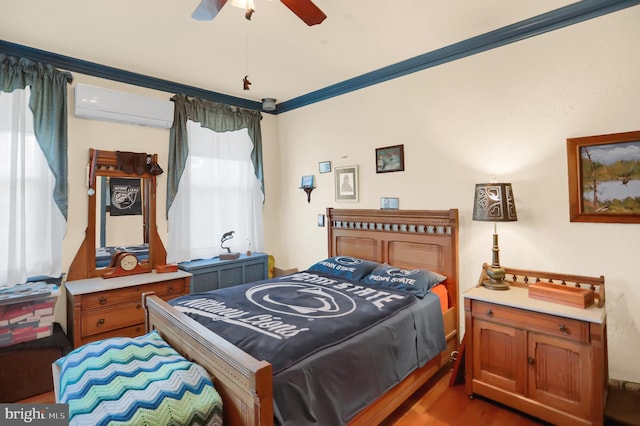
<box><xmin>472</xmin><ymin>182</ymin><xmax>518</xmax><ymax>290</ymax></box>
<box><xmin>300</xmin><ymin>175</ymin><xmax>315</xmax><ymax>203</ymax></box>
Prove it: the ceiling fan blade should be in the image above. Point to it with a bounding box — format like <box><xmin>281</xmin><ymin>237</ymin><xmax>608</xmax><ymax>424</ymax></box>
<box><xmin>280</xmin><ymin>0</ymin><xmax>327</xmax><ymax>26</ymax></box>
<box><xmin>192</xmin><ymin>0</ymin><xmax>228</xmax><ymax>21</ymax></box>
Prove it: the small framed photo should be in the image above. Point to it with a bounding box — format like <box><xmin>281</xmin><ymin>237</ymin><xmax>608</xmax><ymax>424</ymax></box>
<box><xmin>380</xmin><ymin>197</ymin><xmax>399</xmax><ymax>210</ymax></box>
<box><xmin>319</xmin><ymin>161</ymin><xmax>331</xmax><ymax>174</ymax></box>
<box><xmin>317</xmin><ymin>214</ymin><xmax>325</xmax><ymax>227</ymax></box>
<box><xmin>376</xmin><ymin>144</ymin><xmax>405</xmax><ymax>173</ymax></box>
<box><xmin>300</xmin><ymin>175</ymin><xmax>314</xmax><ymax>188</ymax></box>
<box><xmin>335</xmin><ymin>166</ymin><xmax>358</xmax><ymax>202</ymax></box>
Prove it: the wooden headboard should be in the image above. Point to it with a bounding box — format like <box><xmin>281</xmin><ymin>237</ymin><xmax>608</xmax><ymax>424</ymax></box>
<box><xmin>326</xmin><ymin>208</ymin><xmax>459</xmax><ymax>311</ymax></box>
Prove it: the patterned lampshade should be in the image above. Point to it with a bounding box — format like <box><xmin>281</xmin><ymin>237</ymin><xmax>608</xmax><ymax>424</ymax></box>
<box><xmin>473</xmin><ymin>183</ymin><xmax>517</xmax><ymax>222</ymax></box>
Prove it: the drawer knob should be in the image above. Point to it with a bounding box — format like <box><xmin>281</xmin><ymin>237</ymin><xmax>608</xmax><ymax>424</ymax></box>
<box><xmin>528</xmin><ymin>357</ymin><xmax>535</xmax><ymax>365</ymax></box>
<box><xmin>136</xmin><ymin>304</ymin><xmax>142</xmax><ymax>310</ymax></box>
<box><xmin>486</xmin><ymin>308</ymin><xmax>494</xmax><ymax>316</ymax></box>
<box><xmin>559</xmin><ymin>324</ymin><xmax>568</xmax><ymax>334</ymax></box>
<box><xmin>96</xmin><ymin>318</ymin><xmax>105</xmax><ymax>328</ymax></box>
<box><xmin>167</xmin><ymin>284</ymin><xmax>174</xmax><ymax>293</ymax></box>
<box><xmin>98</xmin><ymin>296</ymin><xmax>107</xmax><ymax>305</ymax></box>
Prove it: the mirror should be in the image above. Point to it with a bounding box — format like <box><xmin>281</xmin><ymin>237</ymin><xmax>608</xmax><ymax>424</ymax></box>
<box><xmin>68</xmin><ymin>148</ymin><xmax>166</xmax><ymax>280</ymax></box>
<box><xmin>95</xmin><ymin>176</ymin><xmax>148</xmax><ymax>269</ymax></box>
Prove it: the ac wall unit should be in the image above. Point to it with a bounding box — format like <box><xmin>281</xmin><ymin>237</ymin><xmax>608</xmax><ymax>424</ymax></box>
<box><xmin>74</xmin><ymin>83</ymin><xmax>174</xmax><ymax>128</ymax></box>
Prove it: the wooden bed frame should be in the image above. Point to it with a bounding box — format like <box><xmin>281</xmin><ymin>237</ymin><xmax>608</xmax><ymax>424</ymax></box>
<box><xmin>142</xmin><ymin>208</ymin><xmax>459</xmax><ymax>425</ymax></box>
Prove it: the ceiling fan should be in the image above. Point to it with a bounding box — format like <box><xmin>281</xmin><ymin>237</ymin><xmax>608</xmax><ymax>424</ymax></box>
<box><xmin>192</xmin><ymin>0</ymin><xmax>327</xmax><ymax>26</ymax></box>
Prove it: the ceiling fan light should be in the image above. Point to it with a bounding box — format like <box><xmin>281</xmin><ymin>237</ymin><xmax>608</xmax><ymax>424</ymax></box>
<box><xmin>231</xmin><ymin>0</ymin><xmax>255</xmax><ymax>10</ymax></box>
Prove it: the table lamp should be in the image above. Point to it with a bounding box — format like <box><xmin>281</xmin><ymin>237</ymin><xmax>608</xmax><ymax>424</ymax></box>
<box><xmin>473</xmin><ymin>183</ymin><xmax>518</xmax><ymax>290</ymax></box>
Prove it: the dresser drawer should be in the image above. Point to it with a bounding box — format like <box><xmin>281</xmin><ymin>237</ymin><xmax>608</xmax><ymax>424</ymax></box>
<box><xmin>81</xmin><ymin>279</ymin><xmax>186</xmax><ymax>310</ymax></box>
<box><xmin>82</xmin><ymin>302</ymin><xmax>145</xmax><ymax>337</ymax></box>
<box><xmin>472</xmin><ymin>300</ymin><xmax>588</xmax><ymax>343</ymax></box>
<box><xmin>79</xmin><ymin>323</ymin><xmax>147</xmax><ymax>346</ymax></box>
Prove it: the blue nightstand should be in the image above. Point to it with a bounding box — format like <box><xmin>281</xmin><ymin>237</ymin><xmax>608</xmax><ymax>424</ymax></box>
<box><xmin>178</xmin><ymin>252</ymin><xmax>268</xmax><ymax>293</ymax></box>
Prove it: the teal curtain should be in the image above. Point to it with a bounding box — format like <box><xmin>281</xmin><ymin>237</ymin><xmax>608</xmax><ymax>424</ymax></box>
<box><xmin>167</xmin><ymin>94</ymin><xmax>264</xmax><ymax>216</ymax></box>
<box><xmin>0</xmin><ymin>54</ymin><xmax>73</xmax><ymax>219</ymax></box>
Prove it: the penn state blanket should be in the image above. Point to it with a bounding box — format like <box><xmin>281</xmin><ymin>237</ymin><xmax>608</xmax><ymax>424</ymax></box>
<box><xmin>170</xmin><ymin>271</ymin><xmax>417</xmax><ymax>374</ymax></box>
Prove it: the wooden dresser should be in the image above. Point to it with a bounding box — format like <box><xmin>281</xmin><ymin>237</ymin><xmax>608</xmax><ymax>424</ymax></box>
<box><xmin>65</xmin><ymin>270</ymin><xmax>191</xmax><ymax>348</ymax></box>
<box><xmin>464</xmin><ymin>266</ymin><xmax>607</xmax><ymax>426</ymax></box>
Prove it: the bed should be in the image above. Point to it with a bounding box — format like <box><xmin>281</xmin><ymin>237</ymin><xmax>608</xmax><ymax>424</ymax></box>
<box><xmin>140</xmin><ymin>208</ymin><xmax>459</xmax><ymax>425</ymax></box>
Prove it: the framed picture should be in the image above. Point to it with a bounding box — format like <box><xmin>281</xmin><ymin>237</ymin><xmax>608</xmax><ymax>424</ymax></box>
<box><xmin>300</xmin><ymin>175</ymin><xmax>314</xmax><ymax>188</ymax></box>
<box><xmin>376</xmin><ymin>144</ymin><xmax>405</xmax><ymax>173</ymax></box>
<box><xmin>319</xmin><ymin>161</ymin><xmax>331</xmax><ymax>174</ymax></box>
<box><xmin>380</xmin><ymin>197</ymin><xmax>399</xmax><ymax>210</ymax></box>
<box><xmin>335</xmin><ymin>166</ymin><xmax>358</xmax><ymax>202</ymax></box>
<box><xmin>567</xmin><ymin>130</ymin><xmax>640</xmax><ymax>223</ymax></box>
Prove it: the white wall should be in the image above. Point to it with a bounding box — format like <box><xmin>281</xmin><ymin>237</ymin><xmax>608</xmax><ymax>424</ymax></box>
<box><xmin>266</xmin><ymin>8</ymin><xmax>640</xmax><ymax>382</ymax></box>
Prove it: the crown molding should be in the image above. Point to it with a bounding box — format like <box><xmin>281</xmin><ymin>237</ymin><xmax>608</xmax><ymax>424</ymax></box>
<box><xmin>1</xmin><ymin>0</ymin><xmax>638</xmax><ymax>114</ymax></box>
<box><xmin>0</xmin><ymin>40</ymin><xmax>263</xmax><ymax>111</ymax></box>
<box><xmin>278</xmin><ymin>0</ymin><xmax>640</xmax><ymax>113</ymax></box>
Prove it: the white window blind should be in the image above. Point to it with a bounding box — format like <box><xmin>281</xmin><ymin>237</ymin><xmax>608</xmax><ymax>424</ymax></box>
<box><xmin>0</xmin><ymin>88</ymin><xmax>65</xmax><ymax>286</ymax></box>
<box><xmin>167</xmin><ymin>120</ymin><xmax>264</xmax><ymax>263</ymax></box>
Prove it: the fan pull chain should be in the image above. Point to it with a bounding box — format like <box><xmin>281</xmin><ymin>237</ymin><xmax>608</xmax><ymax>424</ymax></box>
<box><xmin>243</xmin><ymin>19</ymin><xmax>251</xmax><ymax>90</ymax></box>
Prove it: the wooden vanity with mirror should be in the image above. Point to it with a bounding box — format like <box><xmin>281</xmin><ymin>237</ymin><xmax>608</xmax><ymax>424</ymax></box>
<box><xmin>65</xmin><ymin>148</ymin><xmax>190</xmax><ymax>348</ymax></box>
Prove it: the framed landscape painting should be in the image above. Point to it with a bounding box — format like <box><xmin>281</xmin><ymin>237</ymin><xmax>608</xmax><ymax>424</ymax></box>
<box><xmin>375</xmin><ymin>145</ymin><xmax>404</xmax><ymax>173</ymax></box>
<box><xmin>567</xmin><ymin>130</ymin><xmax>640</xmax><ymax>223</ymax></box>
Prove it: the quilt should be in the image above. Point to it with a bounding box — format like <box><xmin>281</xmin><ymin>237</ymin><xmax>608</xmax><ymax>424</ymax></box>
<box><xmin>55</xmin><ymin>331</ymin><xmax>223</xmax><ymax>426</ymax></box>
<box><xmin>170</xmin><ymin>271</ymin><xmax>417</xmax><ymax>374</ymax></box>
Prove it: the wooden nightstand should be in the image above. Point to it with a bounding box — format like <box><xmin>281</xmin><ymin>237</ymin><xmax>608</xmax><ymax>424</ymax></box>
<box><xmin>464</xmin><ymin>267</ymin><xmax>607</xmax><ymax>426</ymax></box>
<box><xmin>65</xmin><ymin>270</ymin><xmax>191</xmax><ymax>348</ymax></box>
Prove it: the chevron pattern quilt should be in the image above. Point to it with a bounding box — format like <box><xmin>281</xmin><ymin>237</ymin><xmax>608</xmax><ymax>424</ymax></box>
<box><xmin>55</xmin><ymin>331</ymin><xmax>223</xmax><ymax>426</ymax></box>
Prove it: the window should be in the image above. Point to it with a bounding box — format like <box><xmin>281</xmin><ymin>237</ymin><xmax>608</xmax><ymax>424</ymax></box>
<box><xmin>0</xmin><ymin>88</ymin><xmax>65</xmax><ymax>285</ymax></box>
<box><xmin>167</xmin><ymin>121</ymin><xmax>264</xmax><ymax>263</ymax></box>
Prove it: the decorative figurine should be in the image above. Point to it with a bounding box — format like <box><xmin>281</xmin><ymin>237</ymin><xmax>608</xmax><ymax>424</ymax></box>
<box><xmin>220</xmin><ymin>231</ymin><xmax>240</xmax><ymax>260</ymax></box>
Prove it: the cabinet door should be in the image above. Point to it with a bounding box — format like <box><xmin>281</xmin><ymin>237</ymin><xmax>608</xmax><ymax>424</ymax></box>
<box><xmin>219</xmin><ymin>266</ymin><xmax>243</xmax><ymax>288</ymax></box>
<box><xmin>191</xmin><ymin>271</ymin><xmax>220</xmax><ymax>293</ymax></box>
<box><xmin>245</xmin><ymin>260</ymin><xmax>267</xmax><ymax>283</ymax></box>
<box><xmin>527</xmin><ymin>331</ymin><xmax>591</xmax><ymax>418</ymax></box>
<box><xmin>473</xmin><ymin>318</ymin><xmax>527</xmax><ymax>395</ymax></box>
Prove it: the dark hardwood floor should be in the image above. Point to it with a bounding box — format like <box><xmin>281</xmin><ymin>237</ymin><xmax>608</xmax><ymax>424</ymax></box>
<box><xmin>21</xmin><ymin>365</ymin><xmax>635</xmax><ymax>425</ymax></box>
<box><xmin>381</xmin><ymin>367</ymin><xmax>549</xmax><ymax>426</ymax></box>
<box><xmin>22</xmin><ymin>366</ymin><xmax>549</xmax><ymax>425</ymax></box>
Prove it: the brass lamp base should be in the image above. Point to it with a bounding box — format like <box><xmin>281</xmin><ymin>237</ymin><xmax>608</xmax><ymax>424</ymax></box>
<box><xmin>482</xmin><ymin>278</ymin><xmax>510</xmax><ymax>290</ymax></box>
<box><xmin>482</xmin><ymin>265</ymin><xmax>510</xmax><ymax>290</ymax></box>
